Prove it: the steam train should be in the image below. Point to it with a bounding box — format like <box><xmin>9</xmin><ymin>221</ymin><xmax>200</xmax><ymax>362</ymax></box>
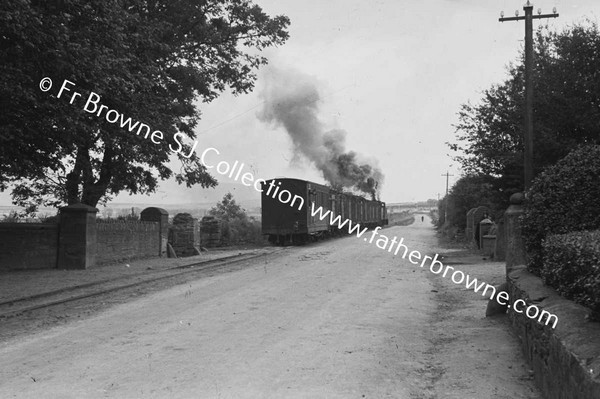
<box><xmin>261</xmin><ymin>178</ymin><xmax>388</xmax><ymax>245</ymax></box>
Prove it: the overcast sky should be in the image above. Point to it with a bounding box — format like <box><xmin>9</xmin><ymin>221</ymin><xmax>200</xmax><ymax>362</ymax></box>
<box><xmin>3</xmin><ymin>0</ymin><xmax>600</xmax><ymax>208</ymax></box>
<box><xmin>188</xmin><ymin>0</ymin><xmax>599</xmax><ymax>203</ymax></box>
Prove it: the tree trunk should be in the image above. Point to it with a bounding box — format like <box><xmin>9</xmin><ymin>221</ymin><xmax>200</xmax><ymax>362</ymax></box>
<box><xmin>65</xmin><ymin>146</ymin><xmax>88</xmax><ymax>204</ymax></box>
<box><xmin>81</xmin><ymin>147</ymin><xmax>114</xmax><ymax>207</ymax></box>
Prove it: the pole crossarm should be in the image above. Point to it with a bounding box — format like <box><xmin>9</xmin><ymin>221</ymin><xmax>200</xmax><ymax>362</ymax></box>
<box><xmin>441</xmin><ymin>172</ymin><xmax>454</xmax><ymax>196</ymax></box>
<box><xmin>499</xmin><ymin>13</ymin><xmax>558</xmax><ymax>22</ymax></box>
<box><xmin>441</xmin><ymin>172</ymin><xmax>454</xmax><ymax>223</ymax></box>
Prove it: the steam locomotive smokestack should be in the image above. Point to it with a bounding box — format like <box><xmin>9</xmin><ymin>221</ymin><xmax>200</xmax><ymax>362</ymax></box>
<box><xmin>258</xmin><ymin>67</ymin><xmax>383</xmax><ymax>199</ymax></box>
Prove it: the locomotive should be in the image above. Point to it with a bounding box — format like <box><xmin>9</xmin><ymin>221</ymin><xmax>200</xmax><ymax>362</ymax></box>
<box><xmin>261</xmin><ymin>178</ymin><xmax>388</xmax><ymax>245</ymax></box>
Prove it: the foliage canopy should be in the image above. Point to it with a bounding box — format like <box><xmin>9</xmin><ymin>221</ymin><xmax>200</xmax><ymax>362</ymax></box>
<box><xmin>449</xmin><ymin>22</ymin><xmax>600</xmax><ymax>198</ymax></box>
<box><xmin>0</xmin><ymin>0</ymin><xmax>289</xmax><ymax>213</ymax></box>
<box><xmin>437</xmin><ymin>174</ymin><xmax>500</xmax><ymax>232</ymax></box>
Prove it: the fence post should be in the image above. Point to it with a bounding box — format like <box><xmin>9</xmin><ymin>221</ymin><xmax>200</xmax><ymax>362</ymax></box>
<box><xmin>57</xmin><ymin>203</ymin><xmax>98</xmax><ymax>269</ymax></box>
<box><xmin>140</xmin><ymin>207</ymin><xmax>169</xmax><ymax>257</ymax></box>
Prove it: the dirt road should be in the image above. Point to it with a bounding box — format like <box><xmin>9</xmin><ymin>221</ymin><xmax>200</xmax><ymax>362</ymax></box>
<box><xmin>0</xmin><ymin>217</ymin><xmax>541</xmax><ymax>398</ymax></box>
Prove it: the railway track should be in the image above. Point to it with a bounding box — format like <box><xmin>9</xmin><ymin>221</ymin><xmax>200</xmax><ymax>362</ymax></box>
<box><xmin>0</xmin><ymin>249</ymin><xmax>284</xmax><ymax>319</ymax></box>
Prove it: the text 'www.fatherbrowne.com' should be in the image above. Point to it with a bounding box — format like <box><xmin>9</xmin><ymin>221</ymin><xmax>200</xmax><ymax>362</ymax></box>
<box><xmin>309</xmin><ymin>203</ymin><xmax>559</xmax><ymax>329</ymax></box>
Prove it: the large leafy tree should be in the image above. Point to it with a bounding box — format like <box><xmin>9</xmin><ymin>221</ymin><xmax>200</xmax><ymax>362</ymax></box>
<box><xmin>208</xmin><ymin>192</ymin><xmax>248</xmax><ymax>223</ymax></box>
<box><xmin>449</xmin><ymin>22</ymin><xmax>600</xmax><ymax>198</ymax></box>
<box><xmin>439</xmin><ymin>174</ymin><xmax>500</xmax><ymax>231</ymax></box>
<box><xmin>208</xmin><ymin>192</ymin><xmax>257</xmax><ymax>244</ymax></box>
<box><xmin>0</xmin><ymin>0</ymin><xmax>289</xmax><ymax>212</ymax></box>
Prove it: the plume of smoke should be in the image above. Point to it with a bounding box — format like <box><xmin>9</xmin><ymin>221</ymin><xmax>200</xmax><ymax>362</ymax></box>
<box><xmin>258</xmin><ymin>67</ymin><xmax>383</xmax><ymax>199</ymax></box>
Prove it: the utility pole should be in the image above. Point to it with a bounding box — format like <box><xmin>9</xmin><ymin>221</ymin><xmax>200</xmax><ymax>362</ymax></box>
<box><xmin>441</xmin><ymin>171</ymin><xmax>454</xmax><ymax>224</ymax></box>
<box><xmin>499</xmin><ymin>1</ymin><xmax>558</xmax><ymax>192</ymax></box>
<box><xmin>442</xmin><ymin>172</ymin><xmax>453</xmax><ymax>197</ymax></box>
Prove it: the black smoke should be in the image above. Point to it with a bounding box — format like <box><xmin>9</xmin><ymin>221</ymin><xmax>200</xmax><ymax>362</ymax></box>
<box><xmin>258</xmin><ymin>67</ymin><xmax>383</xmax><ymax>200</ymax></box>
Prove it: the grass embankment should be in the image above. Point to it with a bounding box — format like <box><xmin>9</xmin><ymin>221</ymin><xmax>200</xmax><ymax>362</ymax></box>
<box><xmin>388</xmin><ymin>212</ymin><xmax>415</xmax><ymax>226</ymax></box>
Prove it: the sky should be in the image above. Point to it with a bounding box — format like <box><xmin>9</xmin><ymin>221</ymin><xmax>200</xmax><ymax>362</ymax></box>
<box><xmin>187</xmin><ymin>0</ymin><xmax>599</xmax><ymax>204</ymax></box>
<box><xmin>3</xmin><ymin>0</ymin><xmax>600</xmax><ymax>208</ymax></box>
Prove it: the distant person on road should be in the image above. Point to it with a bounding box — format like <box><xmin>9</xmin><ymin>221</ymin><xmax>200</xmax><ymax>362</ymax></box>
<box><xmin>421</xmin><ymin>216</ymin><xmax>424</xmax><ymax>222</ymax></box>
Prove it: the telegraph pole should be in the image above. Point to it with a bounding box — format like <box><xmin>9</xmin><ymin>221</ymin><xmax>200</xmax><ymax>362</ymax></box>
<box><xmin>441</xmin><ymin>171</ymin><xmax>454</xmax><ymax>224</ymax></box>
<box><xmin>442</xmin><ymin>171</ymin><xmax>453</xmax><ymax>197</ymax></box>
<box><xmin>499</xmin><ymin>1</ymin><xmax>558</xmax><ymax>192</ymax></box>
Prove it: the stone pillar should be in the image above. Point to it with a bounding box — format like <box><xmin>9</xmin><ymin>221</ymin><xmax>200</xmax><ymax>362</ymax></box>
<box><xmin>505</xmin><ymin>193</ymin><xmax>526</xmax><ymax>275</ymax></box>
<box><xmin>169</xmin><ymin>213</ymin><xmax>200</xmax><ymax>257</ymax></box>
<box><xmin>140</xmin><ymin>207</ymin><xmax>169</xmax><ymax>257</ymax></box>
<box><xmin>57</xmin><ymin>203</ymin><xmax>98</xmax><ymax>269</ymax></box>
<box><xmin>200</xmin><ymin>216</ymin><xmax>221</xmax><ymax>248</ymax></box>
<box><xmin>472</xmin><ymin>206</ymin><xmax>491</xmax><ymax>249</ymax></box>
<box><xmin>479</xmin><ymin>219</ymin><xmax>493</xmax><ymax>249</ymax></box>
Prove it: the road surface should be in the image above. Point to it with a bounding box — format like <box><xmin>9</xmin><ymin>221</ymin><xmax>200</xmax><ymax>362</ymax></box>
<box><xmin>0</xmin><ymin>217</ymin><xmax>541</xmax><ymax>398</ymax></box>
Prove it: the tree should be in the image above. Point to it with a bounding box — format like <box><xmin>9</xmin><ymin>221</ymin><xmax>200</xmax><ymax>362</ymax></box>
<box><xmin>208</xmin><ymin>192</ymin><xmax>259</xmax><ymax>244</ymax></box>
<box><xmin>0</xmin><ymin>0</ymin><xmax>289</xmax><ymax>213</ymax></box>
<box><xmin>208</xmin><ymin>192</ymin><xmax>248</xmax><ymax>223</ymax></box>
<box><xmin>438</xmin><ymin>174</ymin><xmax>501</xmax><ymax>232</ymax></box>
<box><xmin>449</xmin><ymin>22</ymin><xmax>600</xmax><ymax>198</ymax></box>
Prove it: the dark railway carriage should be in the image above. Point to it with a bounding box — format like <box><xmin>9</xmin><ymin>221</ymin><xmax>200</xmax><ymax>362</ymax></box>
<box><xmin>261</xmin><ymin>178</ymin><xmax>388</xmax><ymax>245</ymax></box>
<box><xmin>261</xmin><ymin>178</ymin><xmax>329</xmax><ymax>244</ymax></box>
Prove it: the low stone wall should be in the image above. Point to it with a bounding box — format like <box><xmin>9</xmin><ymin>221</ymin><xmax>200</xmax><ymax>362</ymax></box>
<box><xmin>96</xmin><ymin>221</ymin><xmax>159</xmax><ymax>265</ymax></box>
<box><xmin>507</xmin><ymin>267</ymin><xmax>600</xmax><ymax>399</ymax></box>
<box><xmin>0</xmin><ymin>223</ymin><xmax>59</xmax><ymax>270</ymax></box>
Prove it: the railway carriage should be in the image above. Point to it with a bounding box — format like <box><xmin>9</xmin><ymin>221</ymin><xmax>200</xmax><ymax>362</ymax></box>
<box><xmin>261</xmin><ymin>178</ymin><xmax>388</xmax><ymax>245</ymax></box>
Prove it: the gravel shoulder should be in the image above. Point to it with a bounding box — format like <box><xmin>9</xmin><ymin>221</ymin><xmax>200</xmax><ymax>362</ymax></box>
<box><xmin>421</xmin><ymin>235</ymin><xmax>542</xmax><ymax>399</ymax></box>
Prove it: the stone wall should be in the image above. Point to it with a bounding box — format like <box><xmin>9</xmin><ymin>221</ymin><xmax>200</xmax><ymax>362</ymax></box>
<box><xmin>0</xmin><ymin>205</ymin><xmax>168</xmax><ymax>270</ymax></box>
<box><xmin>96</xmin><ymin>220</ymin><xmax>160</xmax><ymax>265</ymax></box>
<box><xmin>501</xmin><ymin>191</ymin><xmax>600</xmax><ymax>398</ymax></box>
<box><xmin>0</xmin><ymin>223</ymin><xmax>59</xmax><ymax>270</ymax></box>
<box><xmin>507</xmin><ymin>267</ymin><xmax>600</xmax><ymax>398</ymax></box>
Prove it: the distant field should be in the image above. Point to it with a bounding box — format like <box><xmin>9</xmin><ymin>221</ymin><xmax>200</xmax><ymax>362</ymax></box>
<box><xmin>0</xmin><ymin>206</ymin><xmax>58</xmax><ymax>218</ymax></box>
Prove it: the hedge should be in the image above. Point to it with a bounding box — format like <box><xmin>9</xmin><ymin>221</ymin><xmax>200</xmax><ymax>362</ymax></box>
<box><xmin>542</xmin><ymin>230</ymin><xmax>600</xmax><ymax>321</ymax></box>
<box><xmin>522</xmin><ymin>145</ymin><xmax>600</xmax><ymax>275</ymax></box>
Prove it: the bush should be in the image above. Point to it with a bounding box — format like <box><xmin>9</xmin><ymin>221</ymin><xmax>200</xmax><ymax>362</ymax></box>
<box><xmin>443</xmin><ymin>174</ymin><xmax>506</xmax><ymax>231</ymax></box>
<box><xmin>116</xmin><ymin>207</ymin><xmax>140</xmax><ymax>221</ymax></box>
<box><xmin>1</xmin><ymin>210</ymin><xmax>21</xmax><ymax>222</ymax></box>
<box><xmin>542</xmin><ymin>230</ymin><xmax>600</xmax><ymax>321</ymax></box>
<box><xmin>40</xmin><ymin>214</ymin><xmax>59</xmax><ymax>224</ymax></box>
<box><xmin>222</xmin><ymin>217</ymin><xmax>264</xmax><ymax>244</ymax></box>
<box><xmin>522</xmin><ymin>145</ymin><xmax>600</xmax><ymax>275</ymax></box>
<box><xmin>429</xmin><ymin>209</ymin><xmax>439</xmax><ymax>226</ymax></box>
<box><xmin>208</xmin><ymin>193</ymin><xmax>265</xmax><ymax>246</ymax></box>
